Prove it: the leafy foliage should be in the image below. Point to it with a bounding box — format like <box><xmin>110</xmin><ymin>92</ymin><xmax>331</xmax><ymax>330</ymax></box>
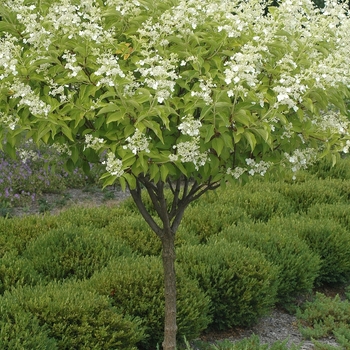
<box><xmin>270</xmin><ymin>216</ymin><xmax>350</xmax><ymax>285</ymax></box>
<box><xmin>177</xmin><ymin>240</ymin><xmax>279</xmax><ymax>330</ymax></box>
<box><xmin>297</xmin><ymin>293</ymin><xmax>350</xmax><ymax>348</ymax></box>
<box><xmin>0</xmin><ymin>281</ymin><xmax>144</xmax><ymax>349</ymax></box>
<box><xmin>211</xmin><ymin>222</ymin><xmax>320</xmax><ymax>304</ymax></box>
<box><xmin>87</xmin><ymin>256</ymin><xmax>211</xmax><ymax>349</ymax></box>
<box><xmin>22</xmin><ymin>224</ymin><xmax>133</xmax><ymax>281</ymax></box>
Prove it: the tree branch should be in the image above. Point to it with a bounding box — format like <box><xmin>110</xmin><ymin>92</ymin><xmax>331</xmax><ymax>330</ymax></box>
<box><xmin>129</xmin><ymin>181</ymin><xmax>163</xmax><ymax>238</ymax></box>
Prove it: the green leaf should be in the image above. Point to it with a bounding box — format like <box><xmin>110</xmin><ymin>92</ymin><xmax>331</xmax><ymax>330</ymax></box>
<box><xmin>244</xmin><ymin>131</ymin><xmax>257</xmax><ymax>151</ymax></box>
<box><xmin>160</xmin><ymin>164</ymin><xmax>169</xmax><ymax>182</ymax></box>
<box><xmin>123</xmin><ymin>173</ymin><xmax>137</xmax><ymax>189</ymax></box>
<box><xmin>233</xmin><ymin>110</ymin><xmax>251</xmax><ymax>126</ymax></box>
<box><xmin>97</xmin><ymin>103</ymin><xmax>119</xmax><ymax>115</ymax></box>
<box><xmin>212</xmin><ymin>137</ymin><xmax>225</xmax><ymax>156</ymax></box>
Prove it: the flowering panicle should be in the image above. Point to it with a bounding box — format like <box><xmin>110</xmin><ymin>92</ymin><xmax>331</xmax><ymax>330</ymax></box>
<box><xmin>170</xmin><ymin>137</ymin><xmax>208</xmax><ymax>170</ymax></box>
<box><xmin>178</xmin><ymin>115</ymin><xmax>202</xmax><ymax>137</ymax></box>
<box><xmin>284</xmin><ymin>148</ymin><xmax>317</xmax><ymax>173</ymax></box>
<box><xmin>190</xmin><ymin>78</ymin><xmax>216</xmax><ymax>105</ymax></box>
<box><xmin>94</xmin><ymin>51</ymin><xmax>126</xmax><ymax>87</ymax></box>
<box><xmin>123</xmin><ymin>129</ymin><xmax>150</xmax><ymax>154</ymax></box>
<box><xmin>102</xmin><ymin>152</ymin><xmax>124</xmax><ymax>177</ymax></box>
<box><xmin>51</xmin><ymin>143</ymin><xmax>72</xmax><ymax>156</ymax></box>
<box><xmin>245</xmin><ymin>158</ymin><xmax>272</xmax><ymax>176</ymax></box>
<box><xmin>0</xmin><ymin>113</ymin><xmax>20</xmax><ymax>131</ymax></box>
<box><xmin>84</xmin><ymin>134</ymin><xmax>106</xmax><ymax>151</ymax></box>
<box><xmin>0</xmin><ymin>34</ymin><xmax>20</xmax><ymax>80</ymax></box>
<box><xmin>10</xmin><ymin>80</ymin><xmax>51</xmax><ymax>117</ymax></box>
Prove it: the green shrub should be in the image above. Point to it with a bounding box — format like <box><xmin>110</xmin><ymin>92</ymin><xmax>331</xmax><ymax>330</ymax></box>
<box><xmin>230</xmin><ymin>186</ymin><xmax>293</xmax><ymax>222</ymax></box>
<box><xmin>0</xmin><ymin>305</ymin><xmax>57</xmax><ymax>349</ymax></box>
<box><xmin>307</xmin><ymin>203</ymin><xmax>350</xmax><ymax>230</ymax></box>
<box><xmin>211</xmin><ymin>222</ymin><xmax>320</xmax><ymax>304</ymax></box>
<box><xmin>0</xmin><ymin>250</ymin><xmax>40</xmax><ymax>294</ymax></box>
<box><xmin>177</xmin><ymin>240</ymin><xmax>279</xmax><ymax>330</ymax></box>
<box><xmin>275</xmin><ymin>179</ymin><xmax>349</xmax><ymax>213</ymax></box>
<box><xmin>181</xmin><ymin>199</ymin><xmax>248</xmax><ymax>244</ymax></box>
<box><xmin>0</xmin><ymin>281</ymin><xmax>143</xmax><ymax>349</ymax></box>
<box><xmin>0</xmin><ymin>215</ymin><xmax>58</xmax><ymax>254</ymax></box>
<box><xmin>105</xmin><ymin>214</ymin><xmax>161</xmax><ymax>256</ymax></box>
<box><xmin>22</xmin><ymin>223</ymin><xmax>133</xmax><ymax>281</ymax></box>
<box><xmin>88</xmin><ymin>255</ymin><xmax>211</xmax><ymax>349</ymax></box>
<box><xmin>56</xmin><ymin>204</ymin><xmax>128</xmax><ymax>229</ymax></box>
<box><xmin>308</xmin><ymin>156</ymin><xmax>350</xmax><ymax>180</ymax></box>
<box><xmin>271</xmin><ymin>216</ymin><xmax>350</xmax><ymax>285</ymax></box>
<box><xmin>297</xmin><ymin>292</ymin><xmax>350</xmax><ymax>348</ymax></box>
<box><xmin>194</xmin><ymin>335</ymin><xmax>300</xmax><ymax>350</ymax></box>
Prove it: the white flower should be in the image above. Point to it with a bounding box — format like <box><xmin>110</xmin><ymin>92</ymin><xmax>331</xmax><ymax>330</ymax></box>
<box><xmin>102</xmin><ymin>152</ymin><xmax>124</xmax><ymax>177</ymax></box>
<box><xmin>84</xmin><ymin>134</ymin><xmax>105</xmax><ymax>151</ymax></box>
<box><xmin>123</xmin><ymin>129</ymin><xmax>150</xmax><ymax>154</ymax></box>
<box><xmin>178</xmin><ymin>115</ymin><xmax>202</xmax><ymax>136</ymax></box>
<box><xmin>171</xmin><ymin>137</ymin><xmax>208</xmax><ymax>170</ymax></box>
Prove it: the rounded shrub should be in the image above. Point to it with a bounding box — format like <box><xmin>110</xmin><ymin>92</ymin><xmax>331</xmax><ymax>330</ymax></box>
<box><xmin>22</xmin><ymin>223</ymin><xmax>133</xmax><ymax>281</ymax></box>
<box><xmin>181</xmin><ymin>199</ymin><xmax>248</xmax><ymax>243</ymax></box>
<box><xmin>230</xmin><ymin>185</ymin><xmax>294</xmax><ymax>222</ymax></box>
<box><xmin>272</xmin><ymin>216</ymin><xmax>350</xmax><ymax>285</ymax></box>
<box><xmin>105</xmin><ymin>214</ymin><xmax>161</xmax><ymax>256</ymax></box>
<box><xmin>211</xmin><ymin>222</ymin><xmax>321</xmax><ymax>304</ymax></box>
<box><xmin>0</xmin><ymin>250</ymin><xmax>40</xmax><ymax>294</ymax></box>
<box><xmin>0</xmin><ymin>281</ymin><xmax>143</xmax><ymax>349</ymax></box>
<box><xmin>177</xmin><ymin>240</ymin><xmax>279</xmax><ymax>330</ymax></box>
<box><xmin>87</xmin><ymin>255</ymin><xmax>211</xmax><ymax>349</ymax></box>
<box><xmin>56</xmin><ymin>204</ymin><xmax>128</xmax><ymax>229</ymax></box>
<box><xmin>275</xmin><ymin>179</ymin><xmax>348</xmax><ymax>213</ymax></box>
<box><xmin>307</xmin><ymin>203</ymin><xmax>350</xmax><ymax>230</ymax></box>
<box><xmin>0</xmin><ymin>297</ymin><xmax>57</xmax><ymax>349</ymax></box>
<box><xmin>0</xmin><ymin>215</ymin><xmax>59</xmax><ymax>255</ymax></box>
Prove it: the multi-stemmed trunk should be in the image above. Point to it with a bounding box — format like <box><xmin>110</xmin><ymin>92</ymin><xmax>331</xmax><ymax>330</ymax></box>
<box><xmin>129</xmin><ymin>176</ymin><xmax>219</xmax><ymax>350</ymax></box>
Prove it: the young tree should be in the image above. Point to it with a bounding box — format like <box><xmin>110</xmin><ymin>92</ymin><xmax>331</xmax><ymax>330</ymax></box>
<box><xmin>1</xmin><ymin>0</ymin><xmax>350</xmax><ymax>348</ymax></box>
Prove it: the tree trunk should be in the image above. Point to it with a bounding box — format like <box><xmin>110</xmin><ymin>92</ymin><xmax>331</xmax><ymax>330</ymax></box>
<box><xmin>161</xmin><ymin>228</ymin><xmax>177</xmax><ymax>350</ymax></box>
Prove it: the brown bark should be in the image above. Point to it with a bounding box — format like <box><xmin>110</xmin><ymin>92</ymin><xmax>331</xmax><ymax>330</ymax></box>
<box><xmin>161</xmin><ymin>228</ymin><xmax>177</xmax><ymax>350</ymax></box>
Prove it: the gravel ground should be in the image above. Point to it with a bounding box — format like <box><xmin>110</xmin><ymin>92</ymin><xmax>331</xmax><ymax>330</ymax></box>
<box><xmin>197</xmin><ymin>308</ymin><xmax>341</xmax><ymax>349</ymax></box>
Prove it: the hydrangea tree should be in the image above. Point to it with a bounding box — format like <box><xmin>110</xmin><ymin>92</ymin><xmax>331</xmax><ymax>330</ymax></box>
<box><xmin>1</xmin><ymin>0</ymin><xmax>350</xmax><ymax>348</ymax></box>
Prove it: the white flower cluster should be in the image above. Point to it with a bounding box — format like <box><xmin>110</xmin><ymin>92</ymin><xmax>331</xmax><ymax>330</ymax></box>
<box><xmin>136</xmin><ymin>53</ymin><xmax>179</xmax><ymax>103</ymax></box>
<box><xmin>169</xmin><ymin>137</ymin><xmax>208</xmax><ymax>170</ymax></box>
<box><xmin>313</xmin><ymin>110</ymin><xmax>349</xmax><ymax>135</ymax></box>
<box><xmin>47</xmin><ymin>79</ymin><xmax>68</xmax><ymax>102</ymax></box>
<box><xmin>0</xmin><ymin>113</ymin><xmax>19</xmax><ymax>131</ymax></box>
<box><xmin>10</xmin><ymin>80</ymin><xmax>51</xmax><ymax>117</ymax></box>
<box><xmin>0</xmin><ymin>35</ymin><xmax>20</xmax><ymax>79</ymax></box>
<box><xmin>123</xmin><ymin>129</ymin><xmax>150</xmax><ymax>154</ymax></box>
<box><xmin>273</xmin><ymin>74</ymin><xmax>307</xmax><ymax>111</ymax></box>
<box><xmin>94</xmin><ymin>51</ymin><xmax>126</xmax><ymax>87</ymax></box>
<box><xmin>84</xmin><ymin>134</ymin><xmax>105</xmax><ymax>151</ymax></box>
<box><xmin>190</xmin><ymin>78</ymin><xmax>216</xmax><ymax>105</ymax></box>
<box><xmin>342</xmin><ymin>140</ymin><xmax>350</xmax><ymax>154</ymax></box>
<box><xmin>245</xmin><ymin>158</ymin><xmax>271</xmax><ymax>176</ymax></box>
<box><xmin>178</xmin><ymin>115</ymin><xmax>202</xmax><ymax>136</ymax></box>
<box><xmin>225</xmin><ymin>47</ymin><xmax>264</xmax><ymax>97</ymax></box>
<box><xmin>226</xmin><ymin>166</ymin><xmax>246</xmax><ymax>179</ymax></box>
<box><xmin>46</xmin><ymin>0</ymin><xmax>112</xmax><ymax>44</ymax></box>
<box><xmin>17</xmin><ymin>149</ymin><xmax>39</xmax><ymax>163</ymax></box>
<box><xmin>62</xmin><ymin>51</ymin><xmax>82</xmax><ymax>78</ymax></box>
<box><xmin>51</xmin><ymin>143</ymin><xmax>72</xmax><ymax>156</ymax></box>
<box><xmin>106</xmin><ymin>0</ymin><xmax>143</xmax><ymax>16</ymax></box>
<box><xmin>284</xmin><ymin>148</ymin><xmax>317</xmax><ymax>173</ymax></box>
<box><xmin>102</xmin><ymin>152</ymin><xmax>124</xmax><ymax>177</ymax></box>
